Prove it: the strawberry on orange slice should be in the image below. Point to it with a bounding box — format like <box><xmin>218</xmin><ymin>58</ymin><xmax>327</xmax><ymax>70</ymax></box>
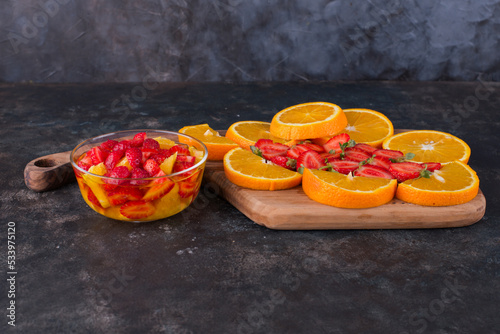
<box><xmin>323</xmin><ymin>133</ymin><xmax>350</xmax><ymax>154</ymax></box>
<box><xmin>343</xmin><ymin>147</ymin><xmax>371</xmax><ymax>162</ymax></box>
<box><xmin>120</xmin><ymin>200</ymin><xmax>155</xmax><ymax>219</ymax></box>
<box><xmin>296</xmin><ymin>150</ymin><xmax>326</xmax><ymax>171</ymax></box>
<box><xmin>328</xmin><ymin>159</ymin><xmax>359</xmax><ymax>175</ymax></box>
<box><xmin>354</xmin><ymin>165</ymin><xmax>394</xmax><ymax>179</ymax></box>
<box><xmin>107</xmin><ymin>187</ymin><xmax>144</xmax><ymax>206</ymax></box>
<box><xmin>142</xmin><ymin>171</ymin><xmax>175</xmax><ymax>201</ymax></box>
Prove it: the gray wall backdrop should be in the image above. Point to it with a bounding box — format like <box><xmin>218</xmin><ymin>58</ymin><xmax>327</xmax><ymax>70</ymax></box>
<box><xmin>1</xmin><ymin>0</ymin><xmax>499</xmax><ymax>83</ymax></box>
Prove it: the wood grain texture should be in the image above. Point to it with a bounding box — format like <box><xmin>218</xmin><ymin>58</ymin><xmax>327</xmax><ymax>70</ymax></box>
<box><xmin>24</xmin><ymin>150</ymin><xmax>75</xmax><ymax>192</ymax></box>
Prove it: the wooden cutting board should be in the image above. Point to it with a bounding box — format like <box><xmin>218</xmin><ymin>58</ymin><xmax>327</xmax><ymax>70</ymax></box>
<box><xmin>203</xmin><ymin>131</ymin><xmax>486</xmax><ymax>230</ymax></box>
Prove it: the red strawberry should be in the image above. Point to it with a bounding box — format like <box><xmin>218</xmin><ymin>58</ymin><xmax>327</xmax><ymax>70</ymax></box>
<box><xmin>354</xmin><ymin>165</ymin><xmax>395</xmax><ymax>179</ymax></box>
<box><xmin>328</xmin><ymin>159</ymin><xmax>359</xmax><ymax>174</ymax></box>
<box><xmin>373</xmin><ymin>149</ymin><xmax>404</xmax><ymax>161</ymax></box>
<box><xmin>173</xmin><ymin>161</ymin><xmax>195</xmax><ymax>173</ymax></box>
<box><xmin>254</xmin><ymin>140</ymin><xmax>289</xmax><ymax>160</ymax></box>
<box><xmin>129</xmin><ymin>167</ymin><xmax>150</xmax><ymax>185</ymax></box>
<box><xmin>368</xmin><ymin>155</ymin><xmax>392</xmax><ymax>171</ymax></box>
<box><xmin>143</xmin><ymin>158</ymin><xmax>160</xmax><ymax>176</ymax></box>
<box><xmin>300</xmin><ymin>142</ymin><xmax>325</xmax><ymax>153</ymax></box>
<box><xmin>286</xmin><ymin>144</ymin><xmax>312</xmax><ymax>159</ymax></box>
<box><xmin>143</xmin><ymin>138</ymin><xmax>160</xmax><ymax>150</ymax></box>
<box><xmin>120</xmin><ymin>200</ymin><xmax>155</xmax><ymax>219</ymax></box>
<box><xmin>142</xmin><ymin>171</ymin><xmax>175</xmax><ymax>201</ymax></box>
<box><xmin>130</xmin><ymin>132</ymin><xmax>146</xmax><ymax>147</ymax></box>
<box><xmin>106</xmin><ymin>165</ymin><xmax>131</xmax><ymax>186</ymax></box>
<box><xmin>151</xmin><ymin>149</ymin><xmax>172</xmax><ymax>164</ymax></box>
<box><xmin>107</xmin><ymin>187</ymin><xmax>144</xmax><ymax>206</ymax></box>
<box><xmin>112</xmin><ymin>140</ymin><xmax>130</xmax><ymax>156</ymax></box>
<box><xmin>320</xmin><ymin>152</ymin><xmax>341</xmax><ymax>162</ymax></box>
<box><xmin>344</xmin><ymin>147</ymin><xmax>372</xmax><ymax>162</ymax></box>
<box><xmin>389</xmin><ymin>162</ymin><xmax>424</xmax><ymax>182</ymax></box>
<box><xmin>323</xmin><ymin>133</ymin><xmax>350</xmax><ymax>154</ymax></box>
<box><xmin>170</xmin><ymin>144</ymin><xmax>190</xmax><ymax>156</ymax></box>
<box><xmin>354</xmin><ymin>143</ymin><xmax>377</xmax><ymax>155</ymax></box>
<box><xmin>87</xmin><ymin>188</ymin><xmax>102</xmax><ymax>208</ymax></box>
<box><xmin>99</xmin><ymin>139</ymin><xmax>118</xmax><ymax>153</ymax></box>
<box><xmin>176</xmin><ymin>155</ymin><xmax>196</xmax><ymax>164</ymax></box>
<box><xmin>296</xmin><ymin>150</ymin><xmax>326</xmax><ymax>170</ymax></box>
<box><xmin>178</xmin><ymin>181</ymin><xmax>198</xmax><ymax>198</ymax></box>
<box><xmin>126</xmin><ymin>147</ymin><xmax>143</xmax><ymax>168</ymax></box>
<box><xmin>78</xmin><ymin>160</ymin><xmax>91</xmax><ymax>171</ymax></box>
<box><xmin>105</xmin><ymin>151</ymin><xmax>123</xmax><ymax>170</ymax></box>
<box><xmin>422</xmin><ymin>162</ymin><xmax>441</xmax><ymax>172</ymax></box>
<box><xmin>88</xmin><ymin>147</ymin><xmax>108</xmax><ymax>165</ymax></box>
<box><xmin>270</xmin><ymin>156</ymin><xmax>296</xmax><ymax>170</ymax></box>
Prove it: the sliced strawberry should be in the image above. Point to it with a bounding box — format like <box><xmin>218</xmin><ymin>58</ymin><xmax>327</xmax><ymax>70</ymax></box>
<box><xmin>389</xmin><ymin>162</ymin><xmax>424</xmax><ymax>182</ymax></box>
<box><xmin>126</xmin><ymin>147</ymin><xmax>143</xmax><ymax>168</ymax></box>
<box><xmin>173</xmin><ymin>161</ymin><xmax>195</xmax><ymax>173</ymax></box>
<box><xmin>178</xmin><ymin>181</ymin><xmax>197</xmax><ymax>198</ymax></box>
<box><xmin>373</xmin><ymin>149</ymin><xmax>404</xmax><ymax>161</ymax></box>
<box><xmin>120</xmin><ymin>200</ymin><xmax>155</xmax><ymax>219</ymax></box>
<box><xmin>87</xmin><ymin>188</ymin><xmax>103</xmax><ymax>208</ymax></box>
<box><xmin>143</xmin><ymin>138</ymin><xmax>160</xmax><ymax>150</ymax></box>
<box><xmin>105</xmin><ymin>151</ymin><xmax>123</xmax><ymax>170</ymax></box>
<box><xmin>143</xmin><ymin>171</ymin><xmax>175</xmax><ymax>201</ymax></box>
<box><xmin>344</xmin><ymin>147</ymin><xmax>372</xmax><ymax>162</ymax></box>
<box><xmin>354</xmin><ymin>165</ymin><xmax>395</xmax><ymax>179</ymax></box>
<box><xmin>286</xmin><ymin>144</ymin><xmax>312</xmax><ymax>159</ymax></box>
<box><xmin>323</xmin><ymin>133</ymin><xmax>350</xmax><ymax>154</ymax></box>
<box><xmin>328</xmin><ymin>159</ymin><xmax>359</xmax><ymax>175</ymax></box>
<box><xmin>143</xmin><ymin>158</ymin><xmax>160</xmax><ymax>176</ymax></box>
<box><xmin>107</xmin><ymin>187</ymin><xmax>144</xmax><ymax>206</ymax></box>
<box><xmin>176</xmin><ymin>155</ymin><xmax>196</xmax><ymax>164</ymax></box>
<box><xmin>422</xmin><ymin>162</ymin><xmax>441</xmax><ymax>172</ymax></box>
<box><xmin>105</xmin><ymin>165</ymin><xmax>131</xmax><ymax>186</ymax></box>
<box><xmin>151</xmin><ymin>149</ymin><xmax>172</xmax><ymax>164</ymax></box>
<box><xmin>368</xmin><ymin>155</ymin><xmax>392</xmax><ymax>171</ymax></box>
<box><xmin>270</xmin><ymin>156</ymin><xmax>296</xmax><ymax>170</ymax></box>
<box><xmin>170</xmin><ymin>144</ymin><xmax>190</xmax><ymax>156</ymax></box>
<box><xmin>99</xmin><ymin>139</ymin><xmax>118</xmax><ymax>153</ymax></box>
<box><xmin>296</xmin><ymin>150</ymin><xmax>326</xmax><ymax>170</ymax></box>
<box><xmin>320</xmin><ymin>151</ymin><xmax>342</xmax><ymax>162</ymax></box>
<box><xmin>88</xmin><ymin>147</ymin><xmax>108</xmax><ymax>165</ymax></box>
<box><xmin>130</xmin><ymin>132</ymin><xmax>146</xmax><ymax>147</ymax></box>
<box><xmin>354</xmin><ymin>143</ymin><xmax>377</xmax><ymax>155</ymax></box>
<box><xmin>300</xmin><ymin>142</ymin><xmax>325</xmax><ymax>153</ymax></box>
<box><xmin>254</xmin><ymin>140</ymin><xmax>290</xmax><ymax>160</ymax></box>
<box><xmin>78</xmin><ymin>160</ymin><xmax>91</xmax><ymax>171</ymax></box>
<box><xmin>129</xmin><ymin>167</ymin><xmax>150</xmax><ymax>185</ymax></box>
<box><xmin>112</xmin><ymin>140</ymin><xmax>130</xmax><ymax>156</ymax></box>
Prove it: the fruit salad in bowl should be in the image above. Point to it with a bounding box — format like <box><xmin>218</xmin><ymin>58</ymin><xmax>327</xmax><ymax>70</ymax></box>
<box><xmin>70</xmin><ymin>130</ymin><xmax>208</xmax><ymax>222</ymax></box>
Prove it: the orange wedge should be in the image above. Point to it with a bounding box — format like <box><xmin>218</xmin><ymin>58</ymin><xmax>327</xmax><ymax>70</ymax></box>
<box><xmin>396</xmin><ymin>161</ymin><xmax>479</xmax><ymax>206</ymax></box>
<box><xmin>225</xmin><ymin>121</ymin><xmax>291</xmax><ymax>150</ymax></box>
<box><xmin>343</xmin><ymin>108</ymin><xmax>394</xmax><ymax>147</ymax></box>
<box><xmin>179</xmin><ymin>124</ymin><xmax>238</xmax><ymax>160</ymax></box>
<box><xmin>270</xmin><ymin>102</ymin><xmax>347</xmax><ymax>140</ymax></box>
<box><xmin>223</xmin><ymin>147</ymin><xmax>302</xmax><ymax>191</ymax></box>
<box><xmin>302</xmin><ymin>168</ymin><xmax>397</xmax><ymax>208</ymax></box>
<box><xmin>382</xmin><ymin>130</ymin><xmax>471</xmax><ymax>164</ymax></box>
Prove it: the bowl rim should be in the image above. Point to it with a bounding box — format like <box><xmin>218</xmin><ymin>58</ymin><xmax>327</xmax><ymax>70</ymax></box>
<box><xmin>70</xmin><ymin>129</ymin><xmax>208</xmax><ymax>180</ymax></box>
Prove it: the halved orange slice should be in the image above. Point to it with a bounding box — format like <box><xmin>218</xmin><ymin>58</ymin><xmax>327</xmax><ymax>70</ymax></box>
<box><xmin>270</xmin><ymin>102</ymin><xmax>347</xmax><ymax>140</ymax></box>
<box><xmin>396</xmin><ymin>161</ymin><xmax>479</xmax><ymax>206</ymax></box>
<box><xmin>226</xmin><ymin>121</ymin><xmax>290</xmax><ymax>150</ymax></box>
<box><xmin>343</xmin><ymin>108</ymin><xmax>394</xmax><ymax>147</ymax></box>
<box><xmin>302</xmin><ymin>168</ymin><xmax>397</xmax><ymax>208</ymax></box>
<box><xmin>223</xmin><ymin>147</ymin><xmax>302</xmax><ymax>191</ymax></box>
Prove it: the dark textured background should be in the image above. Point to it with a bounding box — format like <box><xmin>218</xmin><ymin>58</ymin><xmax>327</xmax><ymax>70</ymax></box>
<box><xmin>1</xmin><ymin>0</ymin><xmax>500</xmax><ymax>83</ymax></box>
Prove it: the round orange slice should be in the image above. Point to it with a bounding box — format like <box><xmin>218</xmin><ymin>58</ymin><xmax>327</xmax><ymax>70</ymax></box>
<box><xmin>343</xmin><ymin>108</ymin><xmax>394</xmax><ymax>147</ymax></box>
<box><xmin>382</xmin><ymin>130</ymin><xmax>471</xmax><ymax>164</ymax></box>
<box><xmin>270</xmin><ymin>102</ymin><xmax>347</xmax><ymax>140</ymax></box>
<box><xmin>396</xmin><ymin>161</ymin><xmax>479</xmax><ymax>206</ymax></box>
<box><xmin>179</xmin><ymin>124</ymin><xmax>238</xmax><ymax>161</ymax></box>
<box><xmin>225</xmin><ymin>121</ymin><xmax>290</xmax><ymax>150</ymax></box>
<box><xmin>223</xmin><ymin>147</ymin><xmax>302</xmax><ymax>191</ymax></box>
<box><xmin>302</xmin><ymin>168</ymin><xmax>397</xmax><ymax>208</ymax></box>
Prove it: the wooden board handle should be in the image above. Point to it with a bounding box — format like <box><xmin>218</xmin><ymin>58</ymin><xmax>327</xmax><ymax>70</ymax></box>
<box><xmin>24</xmin><ymin>150</ymin><xmax>75</xmax><ymax>192</ymax></box>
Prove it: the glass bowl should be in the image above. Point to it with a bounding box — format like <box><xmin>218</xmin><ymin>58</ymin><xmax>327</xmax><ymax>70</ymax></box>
<box><xmin>70</xmin><ymin>130</ymin><xmax>208</xmax><ymax>222</ymax></box>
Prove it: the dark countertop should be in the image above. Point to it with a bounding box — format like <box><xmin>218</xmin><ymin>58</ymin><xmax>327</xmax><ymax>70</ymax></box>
<box><xmin>1</xmin><ymin>81</ymin><xmax>499</xmax><ymax>334</ymax></box>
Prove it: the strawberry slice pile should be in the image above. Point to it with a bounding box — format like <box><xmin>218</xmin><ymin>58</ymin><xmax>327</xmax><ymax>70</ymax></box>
<box><xmin>76</xmin><ymin>132</ymin><xmax>203</xmax><ymax>220</ymax></box>
<box><xmin>249</xmin><ymin>133</ymin><xmax>442</xmax><ymax>183</ymax></box>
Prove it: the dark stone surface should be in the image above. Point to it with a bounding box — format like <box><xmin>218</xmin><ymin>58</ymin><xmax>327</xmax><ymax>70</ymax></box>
<box><xmin>1</xmin><ymin>0</ymin><xmax>500</xmax><ymax>83</ymax></box>
<box><xmin>0</xmin><ymin>81</ymin><xmax>499</xmax><ymax>333</ymax></box>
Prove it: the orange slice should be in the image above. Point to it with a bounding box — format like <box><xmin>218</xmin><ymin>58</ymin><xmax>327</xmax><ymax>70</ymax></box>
<box><xmin>179</xmin><ymin>124</ymin><xmax>238</xmax><ymax>161</ymax></box>
<box><xmin>382</xmin><ymin>130</ymin><xmax>471</xmax><ymax>164</ymax></box>
<box><xmin>343</xmin><ymin>108</ymin><xmax>394</xmax><ymax>147</ymax></box>
<box><xmin>396</xmin><ymin>161</ymin><xmax>479</xmax><ymax>206</ymax></box>
<box><xmin>223</xmin><ymin>147</ymin><xmax>302</xmax><ymax>191</ymax></box>
<box><xmin>226</xmin><ymin>121</ymin><xmax>291</xmax><ymax>150</ymax></box>
<box><xmin>302</xmin><ymin>168</ymin><xmax>397</xmax><ymax>208</ymax></box>
<box><xmin>270</xmin><ymin>102</ymin><xmax>347</xmax><ymax>140</ymax></box>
